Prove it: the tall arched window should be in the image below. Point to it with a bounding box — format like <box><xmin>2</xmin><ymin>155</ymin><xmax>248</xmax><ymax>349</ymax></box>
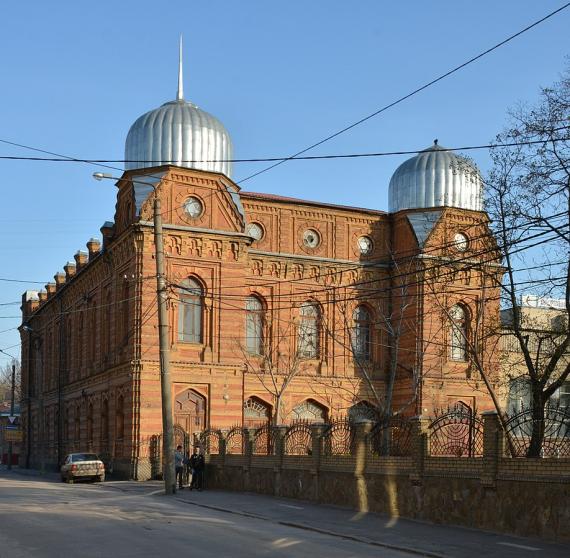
<box><xmin>298</xmin><ymin>302</ymin><xmax>320</xmax><ymax>359</ymax></box>
<box><xmin>178</xmin><ymin>278</ymin><xmax>203</xmax><ymax>343</ymax></box>
<box><xmin>74</xmin><ymin>406</ymin><xmax>81</xmax><ymax>443</ymax></box>
<box><xmin>352</xmin><ymin>305</ymin><xmax>371</xmax><ymax>361</ymax></box>
<box><xmin>450</xmin><ymin>305</ymin><xmax>468</xmax><ymax>361</ymax></box>
<box><xmin>100</xmin><ymin>399</ymin><xmax>109</xmax><ymax>444</ymax></box>
<box><xmin>87</xmin><ymin>403</ymin><xmax>94</xmax><ymax>448</ymax></box>
<box><xmin>116</xmin><ymin>395</ymin><xmax>125</xmax><ymax>440</ymax></box>
<box><xmin>245</xmin><ymin>296</ymin><xmax>264</xmax><ymax>354</ymax></box>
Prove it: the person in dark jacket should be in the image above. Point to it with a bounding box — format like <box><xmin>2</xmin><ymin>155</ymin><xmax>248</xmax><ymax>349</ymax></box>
<box><xmin>189</xmin><ymin>447</ymin><xmax>205</xmax><ymax>490</ymax></box>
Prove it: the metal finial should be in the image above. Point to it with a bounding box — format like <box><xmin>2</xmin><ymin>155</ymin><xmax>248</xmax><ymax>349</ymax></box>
<box><xmin>177</xmin><ymin>35</ymin><xmax>184</xmax><ymax>101</ymax></box>
<box><xmin>434</xmin><ymin>139</ymin><xmax>438</xmax><ymax>145</ymax></box>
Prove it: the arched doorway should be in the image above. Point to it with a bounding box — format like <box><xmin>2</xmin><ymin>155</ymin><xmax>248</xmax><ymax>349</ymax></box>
<box><xmin>174</xmin><ymin>389</ymin><xmax>206</xmax><ymax>440</ymax></box>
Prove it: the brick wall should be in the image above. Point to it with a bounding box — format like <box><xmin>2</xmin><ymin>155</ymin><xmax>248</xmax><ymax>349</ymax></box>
<box><xmin>203</xmin><ymin>414</ymin><xmax>570</xmax><ymax>542</ymax></box>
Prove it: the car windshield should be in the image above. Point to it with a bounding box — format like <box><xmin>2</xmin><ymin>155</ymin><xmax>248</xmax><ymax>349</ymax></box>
<box><xmin>71</xmin><ymin>453</ymin><xmax>99</xmax><ymax>462</ymax></box>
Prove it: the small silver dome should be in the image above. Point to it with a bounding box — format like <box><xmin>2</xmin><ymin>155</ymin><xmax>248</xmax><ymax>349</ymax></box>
<box><xmin>124</xmin><ymin>99</ymin><xmax>233</xmax><ymax>177</ymax></box>
<box><xmin>388</xmin><ymin>142</ymin><xmax>482</xmax><ymax>213</ymax></box>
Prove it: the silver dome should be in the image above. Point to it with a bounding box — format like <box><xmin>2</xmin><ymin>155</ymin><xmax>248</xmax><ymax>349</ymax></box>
<box><xmin>388</xmin><ymin>143</ymin><xmax>482</xmax><ymax>213</ymax></box>
<box><xmin>124</xmin><ymin>99</ymin><xmax>233</xmax><ymax>177</ymax></box>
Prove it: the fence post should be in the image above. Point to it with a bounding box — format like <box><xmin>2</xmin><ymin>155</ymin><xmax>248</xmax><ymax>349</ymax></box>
<box><xmin>273</xmin><ymin>425</ymin><xmax>287</xmax><ymax>497</ymax></box>
<box><xmin>410</xmin><ymin>416</ymin><xmax>429</xmax><ymax>486</ymax></box>
<box><xmin>353</xmin><ymin>420</ymin><xmax>373</xmax><ymax>513</ymax></box>
<box><xmin>481</xmin><ymin>411</ymin><xmax>502</xmax><ymax>489</ymax></box>
<box><xmin>310</xmin><ymin>423</ymin><xmax>327</xmax><ymax>502</ymax></box>
<box><xmin>243</xmin><ymin>428</ymin><xmax>255</xmax><ymax>492</ymax></box>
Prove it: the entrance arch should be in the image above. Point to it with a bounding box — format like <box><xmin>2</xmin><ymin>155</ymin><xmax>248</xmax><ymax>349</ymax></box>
<box><xmin>174</xmin><ymin>388</ymin><xmax>206</xmax><ymax>440</ymax></box>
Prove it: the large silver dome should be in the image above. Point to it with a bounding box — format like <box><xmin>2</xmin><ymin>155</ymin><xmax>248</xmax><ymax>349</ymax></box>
<box><xmin>124</xmin><ymin>99</ymin><xmax>233</xmax><ymax>177</ymax></box>
<box><xmin>124</xmin><ymin>39</ymin><xmax>233</xmax><ymax>177</ymax></box>
<box><xmin>388</xmin><ymin>142</ymin><xmax>482</xmax><ymax>212</ymax></box>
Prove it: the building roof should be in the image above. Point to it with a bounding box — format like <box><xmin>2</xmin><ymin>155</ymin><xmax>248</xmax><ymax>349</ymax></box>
<box><xmin>240</xmin><ymin>191</ymin><xmax>386</xmax><ymax>216</ymax></box>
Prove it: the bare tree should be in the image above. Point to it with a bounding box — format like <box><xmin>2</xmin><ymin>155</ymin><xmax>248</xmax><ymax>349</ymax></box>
<box><xmin>238</xmin><ymin>318</ymin><xmax>303</xmax><ymax>425</ymax></box>
<box><xmin>316</xmin><ymin>257</ymin><xmax>443</xmax><ymax>421</ymax></box>
<box><xmin>0</xmin><ymin>360</ymin><xmax>21</xmax><ymax>404</ymax></box>
<box><xmin>483</xmin><ymin>68</ymin><xmax>570</xmax><ymax>456</ymax></box>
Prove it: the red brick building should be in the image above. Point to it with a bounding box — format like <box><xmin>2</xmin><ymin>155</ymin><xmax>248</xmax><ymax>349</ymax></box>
<box><xmin>20</xmin><ymin>67</ymin><xmax>502</xmax><ymax>478</ymax></box>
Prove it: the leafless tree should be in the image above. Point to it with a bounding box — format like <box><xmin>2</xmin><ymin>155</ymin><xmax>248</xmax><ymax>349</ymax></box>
<box><xmin>238</xmin><ymin>318</ymin><xmax>303</xmax><ymax>425</ymax></box>
<box><xmin>483</xmin><ymin>68</ymin><xmax>570</xmax><ymax>456</ymax></box>
<box><xmin>0</xmin><ymin>360</ymin><xmax>21</xmax><ymax>404</ymax></box>
<box><xmin>316</xmin><ymin>257</ymin><xmax>444</xmax><ymax>421</ymax></box>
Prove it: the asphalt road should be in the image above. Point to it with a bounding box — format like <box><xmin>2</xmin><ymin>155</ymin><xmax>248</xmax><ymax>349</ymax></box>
<box><xmin>0</xmin><ymin>472</ymin><xmax>420</xmax><ymax>558</ymax></box>
<box><xmin>0</xmin><ymin>470</ymin><xmax>568</xmax><ymax>558</ymax></box>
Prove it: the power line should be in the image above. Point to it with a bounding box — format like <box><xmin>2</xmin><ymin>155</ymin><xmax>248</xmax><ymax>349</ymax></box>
<box><xmin>236</xmin><ymin>3</ymin><xmax>570</xmax><ymax>184</ymax></box>
<box><xmin>0</xmin><ymin>135</ymin><xmax>568</xmax><ymax>164</ymax></box>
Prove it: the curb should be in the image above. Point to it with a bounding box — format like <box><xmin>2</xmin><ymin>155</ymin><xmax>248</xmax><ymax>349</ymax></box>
<box><xmin>175</xmin><ymin>497</ymin><xmax>446</xmax><ymax>558</ymax></box>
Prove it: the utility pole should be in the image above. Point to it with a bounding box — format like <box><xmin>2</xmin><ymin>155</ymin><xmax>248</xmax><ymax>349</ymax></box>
<box><xmin>93</xmin><ymin>172</ymin><xmax>175</xmax><ymax>495</ymax></box>
<box><xmin>7</xmin><ymin>363</ymin><xmax>15</xmax><ymax>470</ymax></box>
<box><xmin>153</xmin><ymin>193</ymin><xmax>176</xmax><ymax>495</ymax></box>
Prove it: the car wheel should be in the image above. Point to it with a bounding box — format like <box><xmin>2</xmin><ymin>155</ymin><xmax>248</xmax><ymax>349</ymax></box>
<box><xmin>97</xmin><ymin>475</ymin><xmax>105</xmax><ymax>482</ymax></box>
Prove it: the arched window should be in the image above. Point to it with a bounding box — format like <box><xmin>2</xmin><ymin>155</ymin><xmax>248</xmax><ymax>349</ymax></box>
<box><xmin>74</xmin><ymin>406</ymin><xmax>81</xmax><ymax>442</ymax></box>
<box><xmin>348</xmin><ymin>401</ymin><xmax>377</xmax><ymax>423</ymax></box>
<box><xmin>245</xmin><ymin>296</ymin><xmax>264</xmax><ymax>354</ymax></box>
<box><xmin>77</xmin><ymin>311</ymin><xmax>84</xmax><ymax>373</ymax></box>
<box><xmin>291</xmin><ymin>400</ymin><xmax>327</xmax><ymax>423</ymax></box>
<box><xmin>450</xmin><ymin>305</ymin><xmax>468</xmax><ymax>361</ymax></box>
<box><xmin>87</xmin><ymin>403</ymin><xmax>94</xmax><ymax>447</ymax></box>
<box><xmin>100</xmin><ymin>399</ymin><xmax>109</xmax><ymax>443</ymax></box>
<box><xmin>352</xmin><ymin>306</ymin><xmax>371</xmax><ymax>361</ymax></box>
<box><xmin>116</xmin><ymin>395</ymin><xmax>125</xmax><ymax>441</ymax></box>
<box><xmin>244</xmin><ymin>397</ymin><xmax>271</xmax><ymax>428</ymax></box>
<box><xmin>178</xmin><ymin>278</ymin><xmax>203</xmax><ymax>343</ymax></box>
<box><xmin>298</xmin><ymin>302</ymin><xmax>320</xmax><ymax>359</ymax></box>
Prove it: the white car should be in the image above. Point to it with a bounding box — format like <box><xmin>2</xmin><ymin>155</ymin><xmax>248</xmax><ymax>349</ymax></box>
<box><xmin>60</xmin><ymin>453</ymin><xmax>105</xmax><ymax>483</ymax></box>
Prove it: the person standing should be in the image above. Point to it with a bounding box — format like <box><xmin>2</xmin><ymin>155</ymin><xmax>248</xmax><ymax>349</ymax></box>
<box><xmin>189</xmin><ymin>447</ymin><xmax>205</xmax><ymax>490</ymax></box>
<box><xmin>174</xmin><ymin>445</ymin><xmax>185</xmax><ymax>490</ymax></box>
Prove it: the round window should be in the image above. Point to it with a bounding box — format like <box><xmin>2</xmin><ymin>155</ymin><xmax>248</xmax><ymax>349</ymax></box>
<box><xmin>303</xmin><ymin>229</ymin><xmax>320</xmax><ymax>249</ymax></box>
<box><xmin>454</xmin><ymin>232</ymin><xmax>469</xmax><ymax>252</ymax></box>
<box><xmin>357</xmin><ymin>236</ymin><xmax>373</xmax><ymax>255</ymax></box>
<box><xmin>184</xmin><ymin>196</ymin><xmax>203</xmax><ymax>219</ymax></box>
<box><xmin>246</xmin><ymin>222</ymin><xmax>264</xmax><ymax>241</ymax></box>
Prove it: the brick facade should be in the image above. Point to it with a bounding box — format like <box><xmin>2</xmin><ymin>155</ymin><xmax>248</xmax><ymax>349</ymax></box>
<box><xmin>20</xmin><ymin>164</ymin><xmax>501</xmax><ymax>477</ymax></box>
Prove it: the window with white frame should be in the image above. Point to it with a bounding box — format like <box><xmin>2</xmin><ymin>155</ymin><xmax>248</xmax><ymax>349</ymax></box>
<box><xmin>352</xmin><ymin>305</ymin><xmax>371</xmax><ymax>361</ymax></box>
<box><xmin>298</xmin><ymin>302</ymin><xmax>320</xmax><ymax>359</ymax></box>
<box><xmin>245</xmin><ymin>296</ymin><xmax>264</xmax><ymax>354</ymax></box>
<box><xmin>450</xmin><ymin>304</ymin><xmax>468</xmax><ymax>361</ymax></box>
<box><xmin>178</xmin><ymin>278</ymin><xmax>203</xmax><ymax>343</ymax></box>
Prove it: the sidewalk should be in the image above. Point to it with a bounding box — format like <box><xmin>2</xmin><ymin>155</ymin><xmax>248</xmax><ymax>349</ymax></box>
<box><xmin>171</xmin><ymin>488</ymin><xmax>569</xmax><ymax>558</ymax></box>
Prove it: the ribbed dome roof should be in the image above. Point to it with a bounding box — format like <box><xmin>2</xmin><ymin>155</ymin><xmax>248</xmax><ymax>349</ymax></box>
<box><xmin>388</xmin><ymin>142</ymin><xmax>482</xmax><ymax>213</ymax></box>
<box><xmin>124</xmin><ymin>38</ymin><xmax>233</xmax><ymax>177</ymax></box>
<box><xmin>124</xmin><ymin>99</ymin><xmax>233</xmax><ymax>177</ymax></box>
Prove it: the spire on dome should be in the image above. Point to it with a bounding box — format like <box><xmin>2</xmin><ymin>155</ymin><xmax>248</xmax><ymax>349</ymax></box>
<box><xmin>177</xmin><ymin>35</ymin><xmax>184</xmax><ymax>101</ymax></box>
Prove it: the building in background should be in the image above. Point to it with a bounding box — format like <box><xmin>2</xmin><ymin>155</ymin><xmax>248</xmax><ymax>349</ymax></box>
<box><xmin>19</xmin><ymin>58</ymin><xmax>501</xmax><ymax>478</ymax></box>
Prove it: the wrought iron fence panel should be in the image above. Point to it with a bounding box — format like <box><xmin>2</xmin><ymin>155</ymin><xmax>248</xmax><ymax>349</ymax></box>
<box><xmin>369</xmin><ymin>416</ymin><xmax>413</xmax><ymax>457</ymax></box>
<box><xmin>199</xmin><ymin>429</ymin><xmax>220</xmax><ymax>455</ymax></box>
<box><xmin>225</xmin><ymin>426</ymin><xmax>245</xmax><ymax>455</ymax></box>
<box><xmin>505</xmin><ymin>404</ymin><xmax>570</xmax><ymax>457</ymax></box>
<box><xmin>136</xmin><ymin>434</ymin><xmax>162</xmax><ymax>479</ymax></box>
<box><xmin>322</xmin><ymin>418</ymin><xmax>353</xmax><ymax>455</ymax></box>
<box><xmin>173</xmin><ymin>424</ymin><xmax>190</xmax><ymax>455</ymax></box>
<box><xmin>284</xmin><ymin>420</ymin><xmax>313</xmax><ymax>455</ymax></box>
<box><xmin>428</xmin><ymin>405</ymin><xmax>483</xmax><ymax>457</ymax></box>
<box><xmin>253</xmin><ymin>424</ymin><xmax>275</xmax><ymax>455</ymax></box>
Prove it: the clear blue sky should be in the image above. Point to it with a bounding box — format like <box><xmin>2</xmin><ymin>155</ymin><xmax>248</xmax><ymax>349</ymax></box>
<box><xmin>0</xmin><ymin>0</ymin><xmax>568</xmax><ymax>362</ymax></box>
